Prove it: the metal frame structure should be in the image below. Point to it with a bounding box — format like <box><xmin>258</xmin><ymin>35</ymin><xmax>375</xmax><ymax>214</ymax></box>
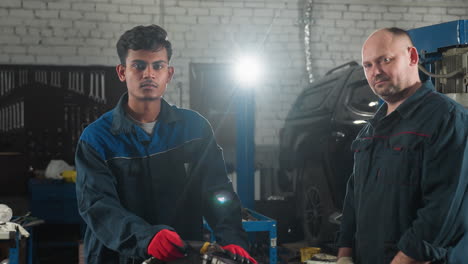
<box><xmin>204</xmin><ymin>208</ymin><xmax>277</xmax><ymax>264</ymax></box>
<box><xmin>4</xmin><ymin>228</ymin><xmax>33</xmax><ymax>264</ymax></box>
<box><xmin>242</xmin><ymin>209</ymin><xmax>277</xmax><ymax>264</ymax></box>
<box><xmin>236</xmin><ymin>89</ymin><xmax>256</xmax><ymax>210</ymax></box>
<box><xmin>408</xmin><ymin>20</ymin><xmax>468</xmax><ymax>74</ymax></box>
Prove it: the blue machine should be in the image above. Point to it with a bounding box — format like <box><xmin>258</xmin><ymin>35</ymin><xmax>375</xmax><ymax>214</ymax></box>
<box><xmin>408</xmin><ymin>20</ymin><xmax>468</xmax><ymax>55</ymax></box>
<box><xmin>408</xmin><ymin>20</ymin><xmax>468</xmax><ymax>97</ymax></box>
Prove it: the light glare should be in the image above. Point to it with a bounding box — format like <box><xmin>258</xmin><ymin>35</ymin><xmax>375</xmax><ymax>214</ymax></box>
<box><xmin>234</xmin><ymin>55</ymin><xmax>262</xmax><ymax>87</ymax></box>
<box><xmin>215</xmin><ymin>191</ymin><xmax>232</xmax><ymax>205</ymax></box>
<box><xmin>217</xmin><ymin>196</ymin><xmax>227</xmax><ymax>204</ymax></box>
<box><xmin>353</xmin><ymin>120</ymin><xmax>367</xmax><ymax>124</ymax></box>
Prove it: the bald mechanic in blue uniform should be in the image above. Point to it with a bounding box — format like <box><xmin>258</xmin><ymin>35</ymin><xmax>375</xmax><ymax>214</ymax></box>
<box><xmin>75</xmin><ymin>25</ymin><xmax>257</xmax><ymax>264</ymax></box>
<box><xmin>337</xmin><ymin>28</ymin><xmax>468</xmax><ymax>264</ymax></box>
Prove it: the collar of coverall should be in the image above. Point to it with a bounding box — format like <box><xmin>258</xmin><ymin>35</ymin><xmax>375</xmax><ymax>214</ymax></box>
<box><xmin>110</xmin><ymin>92</ymin><xmax>182</xmax><ymax>135</ymax></box>
<box><xmin>369</xmin><ymin>80</ymin><xmax>435</xmax><ymax>127</ymax></box>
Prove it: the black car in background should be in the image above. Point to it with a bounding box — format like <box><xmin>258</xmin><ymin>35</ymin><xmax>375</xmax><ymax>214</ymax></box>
<box><xmin>278</xmin><ymin>62</ymin><xmax>379</xmax><ymax>245</ymax></box>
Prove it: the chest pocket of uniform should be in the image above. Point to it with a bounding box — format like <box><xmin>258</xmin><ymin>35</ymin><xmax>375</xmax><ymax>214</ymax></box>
<box><xmin>383</xmin><ymin>137</ymin><xmax>424</xmax><ymax>187</ymax></box>
<box><xmin>351</xmin><ymin>138</ymin><xmax>373</xmax><ymax>187</ymax></box>
<box><xmin>160</xmin><ymin>148</ymin><xmax>192</xmax><ymax>187</ymax></box>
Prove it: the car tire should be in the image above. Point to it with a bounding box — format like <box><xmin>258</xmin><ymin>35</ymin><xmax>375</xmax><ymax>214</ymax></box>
<box><xmin>298</xmin><ymin>161</ymin><xmax>338</xmax><ymax>245</ymax></box>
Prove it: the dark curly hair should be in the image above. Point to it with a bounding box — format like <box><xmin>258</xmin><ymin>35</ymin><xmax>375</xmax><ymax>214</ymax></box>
<box><xmin>116</xmin><ymin>24</ymin><xmax>173</xmax><ymax>65</ymax></box>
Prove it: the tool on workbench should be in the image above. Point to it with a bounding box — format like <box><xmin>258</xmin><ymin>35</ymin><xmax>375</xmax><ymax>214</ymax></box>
<box><xmin>142</xmin><ymin>241</ymin><xmax>245</xmax><ymax>264</ymax></box>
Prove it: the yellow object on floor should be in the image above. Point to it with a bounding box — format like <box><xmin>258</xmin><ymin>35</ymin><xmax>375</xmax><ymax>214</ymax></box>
<box><xmin>62</xmin><ymin>170</ymin><xmax>77</xmax><ymax>183</ymax></box>
<box><xmin>300</xmin><ymin>247</ymin><xmax>321</xmax><ymax>262</ymax></box>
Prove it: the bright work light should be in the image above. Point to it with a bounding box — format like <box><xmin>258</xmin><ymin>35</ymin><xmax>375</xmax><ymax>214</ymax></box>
<box><xmin>233</xmin><ymin>55</ymin><xmax>263</xmax><ymax>88</ymax></box>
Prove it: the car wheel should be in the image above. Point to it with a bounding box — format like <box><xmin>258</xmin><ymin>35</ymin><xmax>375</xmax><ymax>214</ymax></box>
<box><xmin>302</xmin><ymin>185</ymin><xmax>322</xmax><ymax>242</ymax></box>
<box><xmin>298</xmin><ymin>162</ymin><xmax>337</xmax><ymax>245</ymax></box>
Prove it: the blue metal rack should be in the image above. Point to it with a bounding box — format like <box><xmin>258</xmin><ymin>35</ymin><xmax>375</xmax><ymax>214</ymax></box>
<box><xmin>5</xmin><ymin>228</ymin><xmax>33</xmax><ymax>264</ymax></box>
<box><xmin>204</xmin><ymin>208</ymin><xmax>277</xmax><ymax>264</ymax></box>
<box><xmin>242</xmin><ymin>209</ymin><xmax>277</xmax><ymax>264</ymax></box>
<box><xmin>236</xmin><ymin>89</ymin><xmax>256</xmax><ymax>210</ymax></box>
<box><xmin>7</xmin><ymin>231</ymin><xmax>20</xmax><ymax>264</ymax></box>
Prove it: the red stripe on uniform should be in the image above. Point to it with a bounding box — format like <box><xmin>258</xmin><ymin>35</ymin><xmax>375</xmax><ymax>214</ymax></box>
<box><xmin>362</xmin><ymin>131</ymin><xmax>430</xmax><ymax>140</ymax></box>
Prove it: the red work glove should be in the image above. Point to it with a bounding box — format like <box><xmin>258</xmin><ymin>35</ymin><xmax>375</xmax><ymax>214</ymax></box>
<box><xmin>147</xmin><ymin>229</ymin><xmax>186</xmax><ymax>262</ymax></box>
<box><xmin>222</xmin><ymin>244</ymin><xmax>257</xmax><ymax>264</ymax></box>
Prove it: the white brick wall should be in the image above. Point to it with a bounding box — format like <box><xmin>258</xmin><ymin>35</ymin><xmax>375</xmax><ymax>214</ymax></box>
<box><xmin>306</xmin><ymin>0</ymin><xmax>468</xmax><ymax>79</ymax></box>
<box><xmin>1</xmin><ymin>0</ymin><xmax>468</xmax><ymax>166</ymax></box>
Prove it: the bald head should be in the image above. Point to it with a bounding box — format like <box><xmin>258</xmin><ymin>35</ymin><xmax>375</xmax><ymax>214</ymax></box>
<box><xmin>380</xmin><ymin>27</ymin><xmax>414</xmax><ymax>46</ymax></box>
<box><xmin>361</xmin><ymin>27</ymin><xmax>421</xmax><ymax>108</ymax></box>
<box><xmin>363</xmin><ymin>28</ymin><xmax>414</xmax><ymax>58</ymax></box>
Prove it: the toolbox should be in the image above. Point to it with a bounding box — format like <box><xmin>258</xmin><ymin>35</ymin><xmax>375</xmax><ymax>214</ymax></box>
<box><xmin>29</xmin><ymin>179</ymin><xmax>82</xmax><ymax>224</ymax></box>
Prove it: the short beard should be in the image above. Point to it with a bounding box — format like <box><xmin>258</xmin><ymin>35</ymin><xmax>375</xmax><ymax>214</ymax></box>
<box><xmin>136</xmin><ymin>95</ymin><xmax>162</xmax><ymax>101</ymax></box>
<box><xmin>375</xmin><ymin>85</ymin><xmax>409</xmax><ymax>103</ymax></box>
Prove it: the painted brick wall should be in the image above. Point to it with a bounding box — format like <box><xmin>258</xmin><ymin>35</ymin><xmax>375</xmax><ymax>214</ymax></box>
<box><xmin>0</xmin><ymin>0</ymin><xmax>307</xmax><ymax>155</ymax></box>
<box><xmin>306</xmin><ymin>0</ymin><xmax>468</xmax><ymax>78</ymax></box>
<box><xmin>1</xmin><ymin>0</ymin><xmax>467</xmax><ymax>167</ymax></box>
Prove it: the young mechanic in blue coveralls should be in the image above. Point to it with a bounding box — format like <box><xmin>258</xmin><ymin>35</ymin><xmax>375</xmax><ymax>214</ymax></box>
<box><xmin>75</xmin><ymin>25</ymin><xmax>257</xmax><ymax>264</ymax></box>
<box><xmin>336</xmin><ymin>28</ymin><xmax>468</xmax><ymax>264</ymax></box>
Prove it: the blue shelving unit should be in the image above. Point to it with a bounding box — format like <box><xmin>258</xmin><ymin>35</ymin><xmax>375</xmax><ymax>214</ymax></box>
<box><xmin>204</xmin><ymin>208</ymin><xmax>277</xmax><ymax>264</ymax></box>
<box><xmin>242</xmin><ymin>209</ymin><xmax>277</xmax><ymax>264</ymax></box>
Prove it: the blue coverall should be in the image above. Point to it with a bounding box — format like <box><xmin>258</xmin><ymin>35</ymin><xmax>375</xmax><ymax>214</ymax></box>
<box><xmin>75</xmin><ymin>93</ymin><xmax>247</xmax><ymax>264</ymax></box>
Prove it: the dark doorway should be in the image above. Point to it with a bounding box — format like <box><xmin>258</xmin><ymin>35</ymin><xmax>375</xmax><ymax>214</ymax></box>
<box><xmin>189</xmin><ymin>63</ymin><xmax>237</xmax><ymax>172</ymax></box>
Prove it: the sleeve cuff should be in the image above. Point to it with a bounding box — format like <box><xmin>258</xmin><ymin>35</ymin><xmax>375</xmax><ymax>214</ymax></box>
<box><xmin>337</xmin><ymin>232</ymin><xmax>354</xmax><ymax>248</ymax></box>
<box><xmin>397</xmin><ymin>230</ymin><xmax>446</xmax><ymax>262</ymax></box>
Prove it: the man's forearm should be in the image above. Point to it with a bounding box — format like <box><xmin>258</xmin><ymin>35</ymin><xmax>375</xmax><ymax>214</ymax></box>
<box><xmin>338</xmin><ymin>247</ymin><xmax>352</xmax><ymax>258</ymax></box>
<box><xmin>390</xmin><ymin>251</ymin><xmax>431</xmax><ymax>264</ymax></box>
<box><xmin>337</xmin><ymin>247</ymin><xmax>354</xmax><ymax>264</ymax></box>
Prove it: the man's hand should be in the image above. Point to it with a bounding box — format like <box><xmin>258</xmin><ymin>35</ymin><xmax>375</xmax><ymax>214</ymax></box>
<box><xmin>222</xmin><ymin>244</ymin><xmax>257</xmax><ymax>264</ymax></box>
<box><xmin>337</xmin><ymin>247</ymin><xmax>353</xmax><ymax>264</ymax></box>
<box><xmin>337</xmin><ymin>256</ymin><xmax>354</xmax><ymax>264</ymax></box>
<box><xmin>147</xmin><ymin>229</ymin><xmax>186</xmax><ymax>262</ymax></box>
<box><xmin>390</xmin><ymin>251</ymin><xmax>431</xmax><ymax>264</ymax></box>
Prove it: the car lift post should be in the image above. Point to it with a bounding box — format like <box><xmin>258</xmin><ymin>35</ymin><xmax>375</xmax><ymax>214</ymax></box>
<box><xmin>236</xmin><ymin>88</ymin><xmax>255</xmax><ymax>210</ymax></box>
